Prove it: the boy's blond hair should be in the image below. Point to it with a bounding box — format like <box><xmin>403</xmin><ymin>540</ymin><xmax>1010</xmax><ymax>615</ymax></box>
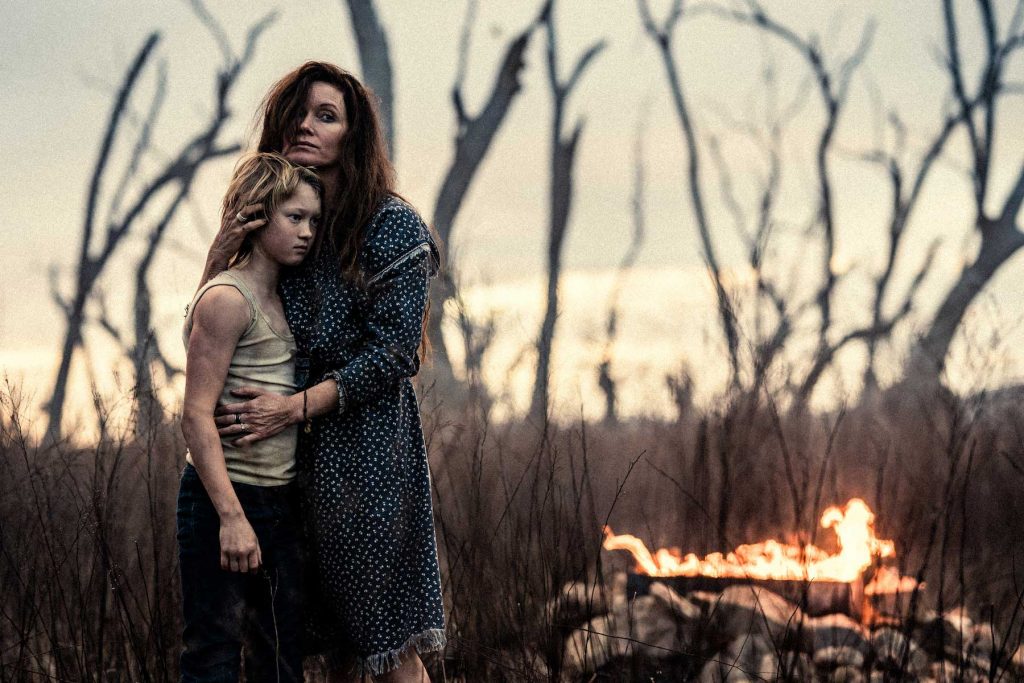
<box><xmin>223</xmin><ymin>152</ymin><xmax>322</xmax><ymax>267</ymax></box>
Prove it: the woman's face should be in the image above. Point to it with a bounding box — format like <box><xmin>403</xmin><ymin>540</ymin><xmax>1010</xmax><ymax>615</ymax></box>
<box><xmin>282</xmin><ymin>81</ymin><xmax>347</xmax><ymax>169</ymax></box>
<box><xmin>255</xmin><ymin>182</ymin><xmax>320</xmax><ymax>267</ymax></box>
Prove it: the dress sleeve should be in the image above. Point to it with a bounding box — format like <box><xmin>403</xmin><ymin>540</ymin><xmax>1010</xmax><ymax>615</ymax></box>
<box><xmin>323</xmin><ymin>200</ymin><xmax>440</xmax><ymax>412</ymax></box>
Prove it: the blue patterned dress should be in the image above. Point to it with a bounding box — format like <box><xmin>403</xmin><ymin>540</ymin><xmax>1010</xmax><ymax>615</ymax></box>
<box><xmin>278</xmin><ymin>196</ymin><xmax>446</xmax><ymax>675</ymax></box>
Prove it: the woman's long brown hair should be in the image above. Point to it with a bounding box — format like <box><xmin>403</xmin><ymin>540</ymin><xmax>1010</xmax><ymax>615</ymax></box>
<box><xmin>257</xmin><ymin>62</ymin><xmax>395</xmax><ymax>281</ymax></box>
<box><xmin>256</xmin><ymin>62</ymin><xmax>436</xmax><ymax>360</ymax></box>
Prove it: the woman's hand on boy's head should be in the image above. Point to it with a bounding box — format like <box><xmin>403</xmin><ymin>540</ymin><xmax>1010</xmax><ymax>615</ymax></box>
<box><xmin>209</xmin><ymin>202</ymin><xmax>267</xmax><ymax>263</ymax></box>
<box><xmin>215</xmin><ymin>386</ymin><xmax>302</xmax><ymax>446</ymax></box>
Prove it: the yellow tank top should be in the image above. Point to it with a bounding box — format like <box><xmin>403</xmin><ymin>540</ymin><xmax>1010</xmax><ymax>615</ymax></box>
<box><xmin>182</xmin><ymin>270</ymin><xmax>298</xmax><ymax>486</ymax></box>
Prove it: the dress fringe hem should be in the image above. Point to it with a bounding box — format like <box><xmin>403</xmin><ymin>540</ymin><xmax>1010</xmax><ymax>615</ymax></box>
<box><xmin>357</xmin><ymin>628</ymin><xmax>447</xmax><ymax>677</ymax></box>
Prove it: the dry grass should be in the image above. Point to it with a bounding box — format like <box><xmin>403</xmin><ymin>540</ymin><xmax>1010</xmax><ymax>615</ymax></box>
<box><xmin>3</xmin><ymin>376</ymin><xmax>1024</xmax><ymax>681</ymax></box>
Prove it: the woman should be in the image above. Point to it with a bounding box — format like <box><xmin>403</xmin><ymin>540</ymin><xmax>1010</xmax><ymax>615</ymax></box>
<box><xmin>180</xmin><ymin>152</ymin><xmax>321</xmax><ymax>682</ymax></box>
<box><xmin>198</xmin><ymin>62</ymin><xmax>445</xmax><ymax>682</ymax></box>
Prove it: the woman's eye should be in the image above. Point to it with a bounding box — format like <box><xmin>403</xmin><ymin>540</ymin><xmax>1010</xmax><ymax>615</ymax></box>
<box><xmin>319</xmin><ymin>112</ymin><xmax>335</xmax><ymax>122</ymax></box>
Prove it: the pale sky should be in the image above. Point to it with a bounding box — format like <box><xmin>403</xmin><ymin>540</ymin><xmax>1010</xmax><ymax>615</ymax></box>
<box><xmin>2</xmin><ymin>1</ymin><xmax>1023</xmax><ymax>434</ymax></box>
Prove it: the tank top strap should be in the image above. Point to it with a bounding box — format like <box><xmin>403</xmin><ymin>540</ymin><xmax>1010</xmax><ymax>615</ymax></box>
<box><xmin>217</xmin><ymin>271</ymin><xmax>259</xmax><ymax>316</ymax></box>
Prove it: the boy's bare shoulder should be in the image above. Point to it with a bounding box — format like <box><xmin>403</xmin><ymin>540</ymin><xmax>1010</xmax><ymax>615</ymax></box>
<box><xmin>192</xmin><ymin>284</ymin><xmax>251</xmax><ymax>340</ymax></box>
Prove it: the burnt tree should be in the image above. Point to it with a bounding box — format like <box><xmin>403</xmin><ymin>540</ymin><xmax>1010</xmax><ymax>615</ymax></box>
<box><xmin>529</xmin><ymin>0</ymin><xmax>606</xmax><ymax>420</ymax></box>
<box><xmin>428</xmin><ymin>3</ymin><xmax>543</xmax><ymax>402</ymax></box>
<box><xmin>337</xmin><ymin>2</ymin><xmax>541</xmax><ymax>404</ymax></box>
<box><xmin>641</xmin><ymin>0</ymin><xmax>944</xmax><ymax>403</ymax></box>
<box><xmin>597</xmin><ymin>112</ymin><xmax>648</xmax><ymax>424</ymax></box>
<box><xmin>719</xmin><ymin>0</ymin><xmax>935</xmax><ymax>403</ymax></box>
<box><xmin>639</xmin><ymin>0</ymin><xmax>742</xmax><ymax>390</ymax></box>
<box><xmin>342</xmin><ymin>0</ymin><xmax>396</xmax><ymax>159</ymax></box>
<box><xmin>45</xmin><ymin>6</ymin><xmax>275</xmax><ymax>440</ymax></box>
<box><xmin>911</xmin><ymin>0</ymin><xmax>1024</xmax><ymax>382</ymax></box>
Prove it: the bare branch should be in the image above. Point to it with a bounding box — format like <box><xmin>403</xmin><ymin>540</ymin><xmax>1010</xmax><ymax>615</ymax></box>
<box><xmin>425</xmin><ymin>8</ymin><xmax>542</xmax><ymax>398</ymax></box>
<box><xmin>707</xmin><ymin>135</ymin><xmax>749</xmax><ymax>246</ymax></box>
<box><xmin>433</xmin><ymin>17</ymin><xmax>538</xmax><ymax>248</ymax></box>
<box><xmin>83</xmin><ymin>33</ymin><xmax>160</xmax><ymax>263</ymax></box>
<box><xmin>531</xmin><ymin>0</ymin><xmax>605</xmax><ymax>418</ymax></box>
<box><xmin>189</xmin><ymin>0</ymin><xmax>233</xmax><ymax>65</ymax></box>
<box><xmin>238</xmin><ymin>12</ymin><xmax>277</xmax><ymax>67</ymax></box>
<box><xmin>638</xmin><ymin>0</ymin><xmax>742</xmax><ymax>386</ymax></box>
<box><xmin>637</xmin><ymin>0</ymin><xmax>684</xmax><ymax>44</ymax></box>
<box><xmin>109</xmin><ymin>59</ymin><xmax>168</xmax><ymax>225</ymax></box>
<box><xmin>912</xmin><ymin>0</ymin><xmax>1024</xmax><ymax>378</ymax></box>
<box><xmin>1000</xmin><ymin>162</ymin><xmax>1024</xmax><ymax>225</ymax></box>
<box><xmin>451</xmin><ymin>0</ymin><xmax>480</xmax><ymax>127</ymax></box>
<box><xmin>564</xmin><ymin>40</ymin><xmax>607</xmax><ymax>96</ymax></box>
<box><xmin>835</xmin><ymin>19</ymin><xmax>876</xmax><ymax>103</ymax></box>
<box><xmin>597</xmin><ymin>106</ymin><xmax>649</xmax><ymax>422</ymax></box>
<box><xmin>93</xmin><ymin>289</ymin><xmax>127</xmax><ymax>350</ymax></box>
<box><xmin>47</xmin><ymin>265</ymin><xmax>70</xmax><ymax>319</ymax></box>
<box><xmin>943</xmin><ymin>0</ymin><xmax>984</xmax><ymax>202</ymax></box>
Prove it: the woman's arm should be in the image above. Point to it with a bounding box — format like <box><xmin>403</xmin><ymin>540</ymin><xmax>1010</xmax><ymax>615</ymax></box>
<box><xmin>181</xmin><ymin>286</ymin><xmax>262</xmax><ymax>573</ymax></box>
<box><xmin>216</xmin><ymin>203</ymin><xmax>438</xmax><ymax>442</ymax></box>
<box><xmin>321</xmin><ymin>243</ymin><xmax>434</xmax><ymax>410</ymax></box>
<box><xmin>215</xmin><ymin>248</ymin><xmax>433</xmax><ymax>443</ymax></box>
<box><xmin>215</xmin><ymin>379</ymin><xmax>338</xmax><ymax>447</ymax></box>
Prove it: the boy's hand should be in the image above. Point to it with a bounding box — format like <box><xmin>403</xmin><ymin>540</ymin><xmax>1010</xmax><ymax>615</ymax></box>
<box><xmin>219</xmin><ymin>515</ymin><xmax>262</xmax><ymax>573</ymax></box>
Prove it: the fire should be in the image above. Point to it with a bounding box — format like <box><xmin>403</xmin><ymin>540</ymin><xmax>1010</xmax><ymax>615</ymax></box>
<box><xmin>604</xmin><ymin>498</ymin><xmax>901</xmax><ymax>584</ymax></box>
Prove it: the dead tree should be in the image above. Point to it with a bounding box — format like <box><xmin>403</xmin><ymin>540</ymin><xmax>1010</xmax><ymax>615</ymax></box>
<box><xmin>723</xmin><ymin>0</ymin><xmax>1021</xmax><ymax>399</ymax></box>
<box><xmin>342</xmin><ymin>0</ymin><xmax>396</xmax><ymax>159</ymax></box>
<box><xmin>909</xmin><ymin>0</ymin><xmax>1024</xmax><ymax>382</ymax></box>
<box><xmin>638</xmin><ymin>0</ymin><xmax>742</xmax><ymax>389</ymax></box>
<box><xmin>597</xmin><ymin>112</ymin><xmax>649</xmax><ymax>424</ymax></box>
<box><xmin>45</xmin><ymin>6</ymin><xmax>275</xmax><ymax>440</ymax></box>
<box><xmin>46</xmin><ymin>33</ymin><xmax>160</xmax><ymax>442</ymax></box>
<box><xmin>426</xmin><ymin>3</ymin><xmax>542</xmax><ymax>402</ymax></box>
<box><xmin>858</xmin><ymin>106</ymin><xmax>946</xmax><ymax>394</ymax></box>
<box><xmin>452</xmin><ymin>283</ymin><xmax>497</xmax><ymax>417</ymax></box>
<box><xmin>717</xmin><ymin>1</ymin><xmax>940</xmax><ymax>404</ymax></box>
<box><xmin>529</xmin><ymin>0</ymin><xmax>606</xmax><ymax>420</ymax></box>
<box><xmin>703</xmin><ymin>56</ymin><xmax>802</xmax><ymax>393</ymax></box>
<box><xmin>133</xmin><ymin>8</ymin><xmax>274</xmax><ymax>432</ymax></box>
<box><xmin>641</xmin><ymin>0</ymin><xmax>945</xmax><ymax>404</ymax></box>
<box><xmin>332</xmin><ymin>2</ymin><xmax>540</xmax><ymax>407</ymax></box>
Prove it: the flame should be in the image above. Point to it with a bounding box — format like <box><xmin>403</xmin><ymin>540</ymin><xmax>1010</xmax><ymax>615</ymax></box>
<box><xmin>604</xmin><ymin>498</ymin><xmax>900</xmax><ymax>583</ymax></box>
<box><xmin>864</xmin><ymin>566</ymin><xmax>919</xmax><ymax>595</ymax></box>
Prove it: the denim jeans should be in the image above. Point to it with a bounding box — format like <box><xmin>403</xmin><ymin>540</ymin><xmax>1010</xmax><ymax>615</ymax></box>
<box><xmin>177</xmin><ymin>464</ymin><xmax>304</xmax><ymax>683</ymax></box>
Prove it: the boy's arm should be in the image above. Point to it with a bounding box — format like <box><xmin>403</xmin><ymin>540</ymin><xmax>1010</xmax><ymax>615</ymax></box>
<box><xmin>181</xmin><ymin>285</ymin><xmax>262</xmax><ymax>573</ymax></box>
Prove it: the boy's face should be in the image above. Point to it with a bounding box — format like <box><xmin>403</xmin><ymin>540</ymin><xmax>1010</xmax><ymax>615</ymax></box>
<box><xmin>257</xmin><ymin>182</ymin><xmax>320</xmax><ymax>266</ymax></box>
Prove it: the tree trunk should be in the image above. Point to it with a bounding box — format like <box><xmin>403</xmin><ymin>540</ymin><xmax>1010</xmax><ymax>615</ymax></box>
<box><xmin>530</xmin><ymin>116</ymin><xmax>582</xmax><ymax>420</ymax></box>
<box><xmin>343</xmin><ymin>0</ymin><xmax>396</xmax><ymax>160</ymax></box>
<box><xmin>426</xmin><ymin>28</ymin><xmax>535</xmax><ymax>402</ymax></box>
<box><xmin>47</xmin><ymin>290</ymin><xmax>88</xmax><ymax>441</ymax></box>
<box><xmin>912</xmin><ymin>217</ymin><xmax>1024</xmax><ymax>380</ymax></box>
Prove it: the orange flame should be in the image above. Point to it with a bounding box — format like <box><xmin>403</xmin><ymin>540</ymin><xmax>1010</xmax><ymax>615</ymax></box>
<box><xmin>604</xmin><ymin>498</ymin><xmax>900</xmax><ymax>584</ymax></box>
